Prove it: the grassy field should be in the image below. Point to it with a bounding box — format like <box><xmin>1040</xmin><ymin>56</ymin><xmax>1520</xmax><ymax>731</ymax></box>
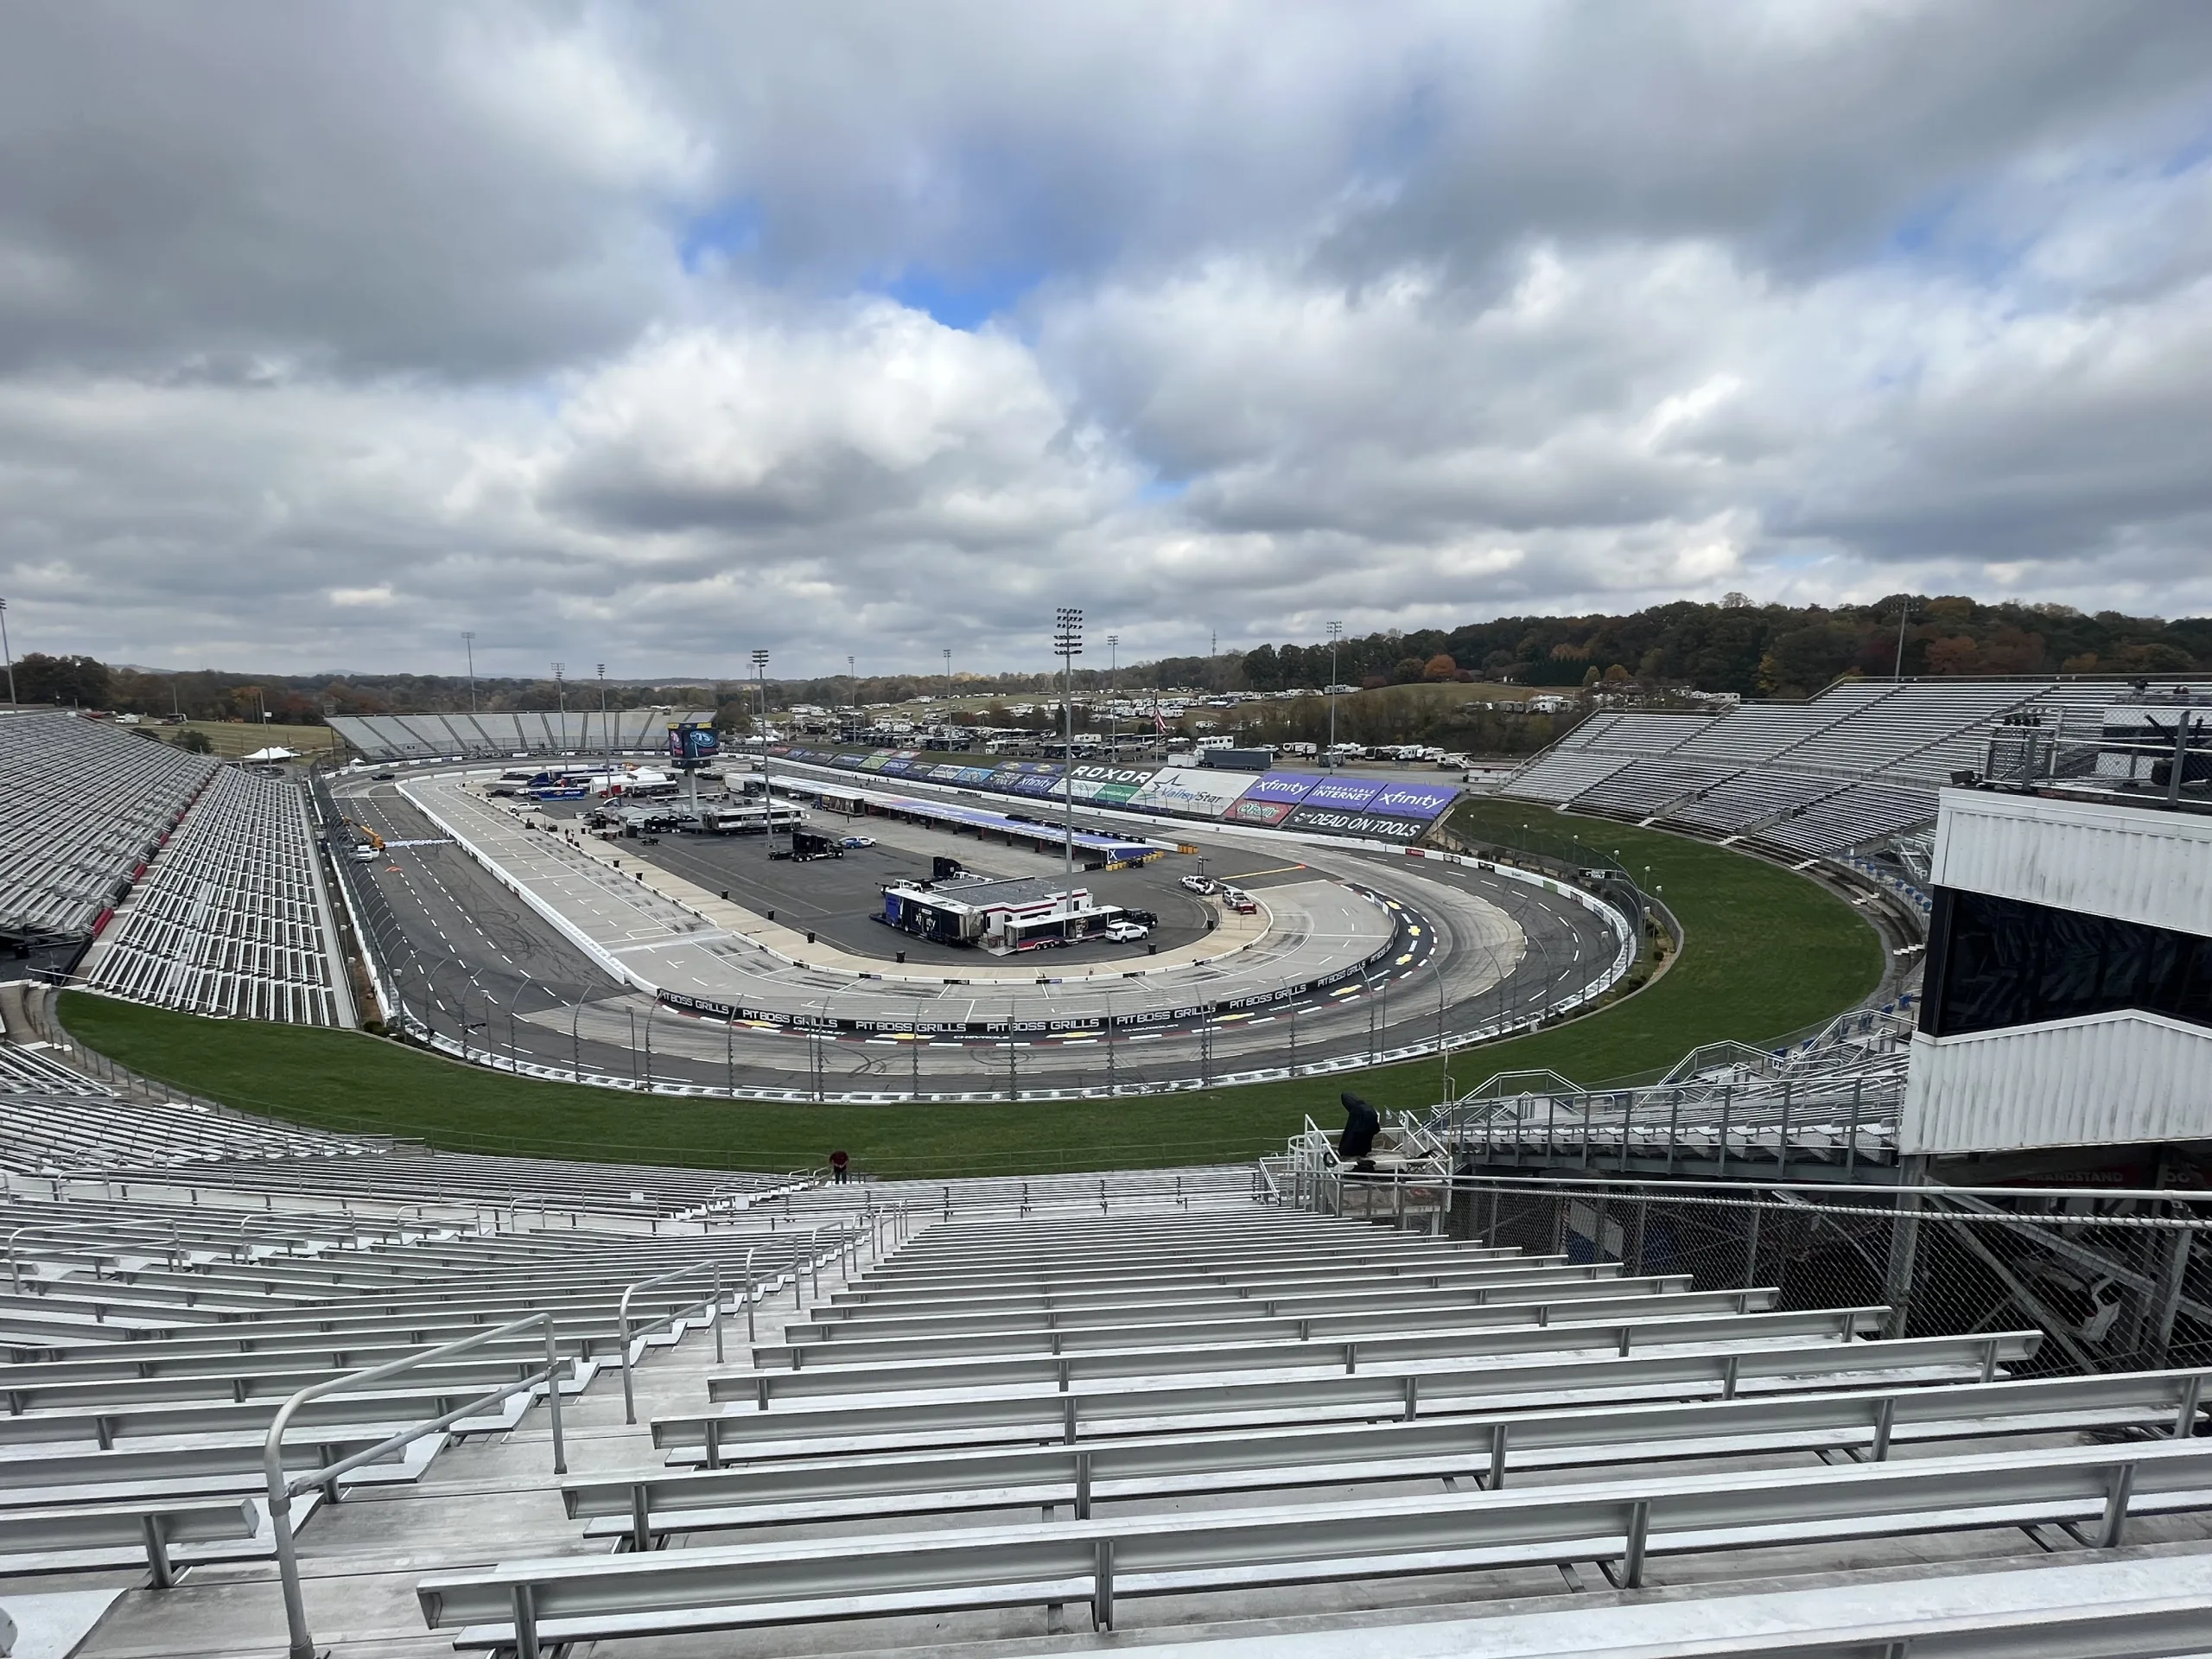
<box><xmin>57</xmin><ymin>806</ymin><xmax>1881</xmax><ymax>1177</ymax></box>
<box><xmin>174</xmin><ymin>720</ymin><xmax>341</xmax><ymax>759</ymax></box>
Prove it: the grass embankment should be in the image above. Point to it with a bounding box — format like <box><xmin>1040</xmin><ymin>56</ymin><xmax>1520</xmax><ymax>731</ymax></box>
<box><xmin>59</xmin><ymin>807</ymin><xmax>1881</xmax><ymax>1176</ymax></box>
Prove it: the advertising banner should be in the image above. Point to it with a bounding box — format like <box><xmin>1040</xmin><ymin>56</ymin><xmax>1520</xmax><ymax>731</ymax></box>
<box><xmin>1240</xmin><ymin>771</ymin><xmax>1325</xmax><ymax>804</ymax></box>
<box><xmin>857</xmin><ymin>751</ymin><xmax>895</xmax><ymax>772</ymax></box>
<box><xmin>1070</xmin><ymin>762</ymin><xmax>1159</xmax><ymax>789</ymax></box>
<box><xmin>953</xmin><ymin>766</ymin><xmax>999</xmax><ymax>786</ymax></box>
<box><xmin>1071</xmin><ymin>778</ymin><xmax>1146</xmax><ymax>804</ymax></box>
<box><xmin>1287</xmin><ymin>805</ymin><xmax>1430</xmax><ymax>842</ymax></box>
<box><xmin>925</xmin><ymin>763</ymin><xmax>969</xmax><ymax>783</ymax></box>
<box><xmin>1011</xmin><ymin>772</ymin><xmax>1062</xmax><ymax>797</ymax></box>
<box><xmin>876</xmin><ymin>757</ymin><xmax>914</xmax><ymax>774</ymax></box>
<box><xmin>1363</xmin><ymin>780</ymin><xmax>1461</xmax><ymax>820</ymax></box>
<box><xmin>1301</xmin><ymin>776</ymin><xmax>1385</xmax><ymax>810</ymax></box>
<box><xmin>1127</xmin><ymin>766</ymin><xmax>1256</xmax><ymax>817</ymax></box>
<box><xmin>1223</xmin><ymin>797</ymin><xmax>1296</xmax><ymax>825</ymax></box>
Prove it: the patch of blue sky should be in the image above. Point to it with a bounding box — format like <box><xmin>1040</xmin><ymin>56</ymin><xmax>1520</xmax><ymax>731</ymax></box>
<box><xmin>1135</xmin><ymin>477</ymin><xmax>1190</xmax><ymax>504</ymax></box>
<box><xmin>1879</xmin><ymin>185</ymin><xmax>2031</xmax><ymax>289</ymax></box>
<box><xmin>677</xmin><ymin>200</ymin><xmax>764</xmax><ymax>273</ymax></box>
<box><xmin>879</xmin><ymin>264</ymin><xmax>1041</xmax><ymax>331</ymax></box>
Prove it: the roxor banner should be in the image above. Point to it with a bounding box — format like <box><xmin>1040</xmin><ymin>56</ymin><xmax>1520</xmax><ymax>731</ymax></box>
<box><xmin>1285</xmin><ymin>805</ymin><xmax>1430</xmax><ymax>841</ymax></box>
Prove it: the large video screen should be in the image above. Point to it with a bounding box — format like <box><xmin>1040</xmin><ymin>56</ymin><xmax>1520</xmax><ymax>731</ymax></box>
<box><xmin>667</xmin><ymin>722</ymin><xmax>721</xmax><ymax>763</ymax></box>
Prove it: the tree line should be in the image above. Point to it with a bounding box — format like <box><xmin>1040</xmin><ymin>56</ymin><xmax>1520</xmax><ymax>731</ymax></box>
<box><xmin>7</xmin><ymin>593</ymin><xmax>2209</xmax><ymax>726</ymax></box>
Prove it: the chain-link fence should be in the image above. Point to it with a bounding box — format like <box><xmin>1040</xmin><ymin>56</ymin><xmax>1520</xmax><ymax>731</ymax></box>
<box><xmin>1422</xmin><ymin>1174</ymin><xmax>2212</xmax><ymax>1376</ymax></box>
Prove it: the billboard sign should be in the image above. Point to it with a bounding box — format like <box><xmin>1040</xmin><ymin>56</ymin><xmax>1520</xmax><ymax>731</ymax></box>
<box><xmin>1240</xmin><ymin>771</ymin><xmax>1324</xmax><ymax>804</ymax></box>
<box><xmin>1302</xmin><ymin>777</ymin><xmax>1384</xmax><ymax>810</ymax></box>
<box><xmin>1224</xmin><ymin>797</ymin><xmax>1296</xmax><ymax>825</ymax></box>
<box><xmin>1363</xmin><ymin>781</ymin><xmax>1461</xmax><ymax>820</ymax></box>
<box><xmin>1287</xmin><ymin>805</ymin><xmax>1429</xmax><ymax>842</ymax></box>
<box><xmin>1127</xmin><ymin>766</ymin><xmax>1255</xmax><ymax>817</ymax></box>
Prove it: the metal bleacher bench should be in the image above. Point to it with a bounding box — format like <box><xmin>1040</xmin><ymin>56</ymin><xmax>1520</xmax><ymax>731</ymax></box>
<box><xmin>655</xmin><ymin>1329</ymin><xmax>2044</xmax><ymax>1466</ymax></box>
<box><xmin>752</xmin><ymin>1282</ymin><xmax>1761</xmax><ymax>1369</ymax></box>
<box><xmin>421</xmin><ymin>1437</ymin><xmax>2212</xmax><ymax>1654</ymax></box>
<box><xmin>0</xmin><ymin>1493</ymin><xmax>262</xmax><ymax>1587</ymax></box>
<box><xmin>574</xmin><ymin>1367</ymin><xmax>2208</xmax><ymax>1550</ymax></box>
<box><xmin>712</xmin><ymin>1302</ymin><xmax>1883</xmax><ymax>1408</ymax></box>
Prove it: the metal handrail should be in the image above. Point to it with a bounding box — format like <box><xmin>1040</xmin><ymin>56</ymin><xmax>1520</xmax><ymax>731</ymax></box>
<box><xmin>618</xmin><ymin>1260</ymin><xmax>730</xmax><ymax>1427</ymax></box>
<box><xmin>264</xmin><ymin>1310</ymin><xmax>569</xmax><ymax>1659</ymax></box>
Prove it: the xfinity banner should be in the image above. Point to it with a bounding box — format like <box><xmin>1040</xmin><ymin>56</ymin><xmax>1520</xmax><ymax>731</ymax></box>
<box><xmin>1363</xmin><ymin>781</ymin><xmax>1461</xmax><ymax>820</ymax></box>
<box><xmin>1240</xmin><ymin>771</ymin><xmax>1325</xmax><ymax>804</ymax></box>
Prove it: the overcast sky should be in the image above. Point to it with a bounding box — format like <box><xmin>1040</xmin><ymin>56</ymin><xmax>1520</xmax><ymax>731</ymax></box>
<box><xmin>3</xmin><ymin>3</ymin><xmax>2210</xmax><ymax>679</ymax></box>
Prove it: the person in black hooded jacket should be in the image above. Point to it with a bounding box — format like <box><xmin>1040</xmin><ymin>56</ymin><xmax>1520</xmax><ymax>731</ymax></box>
<box><xmin>1338</xmin><ymin>1090</ymin><xmax>1380</xmax><ymax>1160</ymax></box>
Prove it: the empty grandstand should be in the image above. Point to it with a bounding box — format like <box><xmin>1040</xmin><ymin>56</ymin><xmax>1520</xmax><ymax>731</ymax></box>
<box><xmin>328</xmin><ymin>709</ymin><xmax>714</xmax><ymax>762</ymax></box>
<box><xmin>0</xmin><ymin>711</ymin><xmax>216</xmax><ymax>962</ymax></box>
<box><xmin>79</xmin><ymin>766</ymin><xmax>352</xmax><ymax>1027</ymax></box>
<box><xmin>1502</xmin><ymin>677</ymin><xmax>2139</xmax><ymax>859</ymax></box>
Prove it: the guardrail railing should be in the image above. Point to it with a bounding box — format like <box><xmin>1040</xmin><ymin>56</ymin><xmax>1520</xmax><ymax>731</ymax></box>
<box><xmin>264</xmin><ymin>1310</ymin><xmax>571</xmax><ymax>1659</ymax></box>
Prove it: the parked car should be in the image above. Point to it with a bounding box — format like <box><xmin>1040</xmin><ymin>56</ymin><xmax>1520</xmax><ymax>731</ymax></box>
<box><xmin>839</xmin><ymin>835</ymin><xmax>876</xmax><ymax>849</ymax></box>
<box><xmin>1103</xmin><ymin>919</ymin><xmax>1150</xmax><ymax>942</ymax></box>
<box><xmin>1179</xmin><ymin>874</ymin><xmax>1214</xmax><ymax>893</ymax></box>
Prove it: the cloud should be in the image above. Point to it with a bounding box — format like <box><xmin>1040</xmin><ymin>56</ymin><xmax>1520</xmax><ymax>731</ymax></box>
<box><xmin>0</xmin><ymin>3</ymin><xmax>2209</xmax><ymax>674</ymax></box>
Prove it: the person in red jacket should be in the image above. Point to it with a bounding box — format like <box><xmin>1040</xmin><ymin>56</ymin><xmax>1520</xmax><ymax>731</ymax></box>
<box><xmin>830</xmin><ymin>1148</ymin><xmax>849</xmax><ymax>1185</ymax></box>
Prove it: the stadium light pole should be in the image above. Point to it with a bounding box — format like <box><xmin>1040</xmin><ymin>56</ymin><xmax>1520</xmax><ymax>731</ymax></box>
<box><xmin>1053</xmin><ymin>608</ymin><xmax>1082</xmax><ymax>878</ymax></box>
<box><xmin>1326</xmin><ymin>620</ymin><xmax>1342</xmax><ymax>766</ymax></box>
<box><xmin>462</xmin><ymin>632</ymin><xmax>476</xmax><ymax>713</ymax></box>
<box><xmin>750</xmin><ymin>649</ymin><xmax>770</xmax><ymax>850</ymax></box>
<box><xmin>1892</xmin><ymin>600</ymin><xmax>1912</xmax><ymax>680</ymax></box>
<box><xmin>1106</xmin><ymin>633</ymin><xmax>1119</xmax><ymax>760</ymax></box>
<box><xmin>552</xmin><ymin>663</ymin><xmax>565</xmax><ymax>718</ymax></box>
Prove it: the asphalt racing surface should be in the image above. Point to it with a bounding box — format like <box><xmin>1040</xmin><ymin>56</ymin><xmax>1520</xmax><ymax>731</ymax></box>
<box><xmin>329</xmin><ymin>769</ymin><xmax>1625</xmax><ymax>1101</ymax></box>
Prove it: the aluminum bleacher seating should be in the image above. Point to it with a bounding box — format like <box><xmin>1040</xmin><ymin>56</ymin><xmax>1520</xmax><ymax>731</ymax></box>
<box><xmin>1573</xmin><ymin>759</ymin><xmax>1741</xmax><ymax>821</ymax></box>
<box><xmin>2</xmin><ymin>1055</ymin><xmax>2207</xmax><ymax>1658</ymax></box>
<box><xmin>1660</xmin><ymin>767</ymin><xmax>1839</xmax><ymax>836</ymax></box>
<box><xmin>1492</xmin><ymin>748</ymin><xmax>1634</xmax><ymax>803</ymax></box>
<box><xmin>0</xmin><ymin>712</ymin><xmax>214</xmax><ymax>947</ymax></box>
<box><xmin>1751</xmin><ymin>779</ymin><xmax>1942</xmax><ymax>859</ymax></box>
<box><xmin>79</xmin><ymin>767</ymin><xmax>346</xmax><ymax>1026</ymax></box>
<box><xmin>1499</xmin><ymin>677</ymin><xmax>2140</xmax><ymax>861</ymax></box>
<box><xmin>401</xmin><ymin>1206</ymin><xmax>2212</xmax><ymax>1656</ymax></box>
<box><xmin>327</xmin><ymin>709</ymin><xmax>715</xmax><ymax>762</ymax></box>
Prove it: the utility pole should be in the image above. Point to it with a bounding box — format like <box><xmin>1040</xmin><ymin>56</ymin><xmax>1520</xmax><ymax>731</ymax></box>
<box><xmin>1106</xmin><ymin>633</ymin><xmax>1119</xmax><ymax>760</ymax></box>
<box><xmin>1893</xmin><ymin>600</ymin><xmax>1912</xmax><ymax>680</ymax></box>
<box><xmin>597</xmin><ymin>663</ymin><xmax>607</xmax><ymax>714</ymax></box>
<box><xmin>462</xmin><ymin>632</ymin><xmax>476</xmax><ymax>713</ymax></box>
<box><xmin>1054</xmin><ymin>608</ymin><xmax>1083</xmax><ymax>878</ymax></box>
<box><xmin>552</xmin><ymin>663</ymin><xmax>565</xmax><ymax>717</ymax></box>
<box><xmin>1327</xmin><ymin>620</ymin><xmax>1342</xmax><ymax>766</ymax></box>
<box><xmin>0</xmin><ymin>598</ymin><xmax>16</xmax><ymax>708</ymax></box>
